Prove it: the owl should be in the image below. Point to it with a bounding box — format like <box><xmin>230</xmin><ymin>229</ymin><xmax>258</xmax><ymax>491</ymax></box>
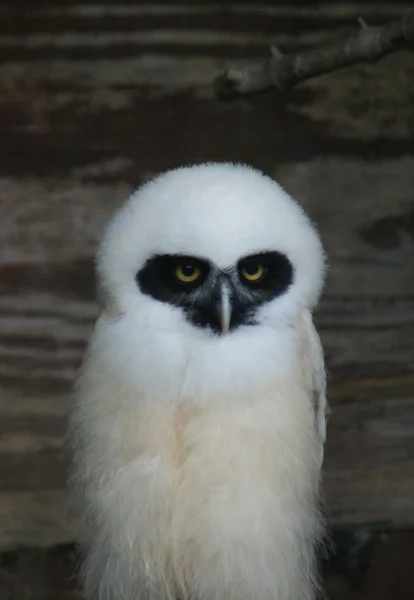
<box><xmin>67</xmin><ymin>163</ymin><xmax>328</xmax><ymax>600</ymax></box>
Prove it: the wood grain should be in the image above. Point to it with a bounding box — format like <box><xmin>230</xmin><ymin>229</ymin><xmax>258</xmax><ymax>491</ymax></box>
<box><xmin>0</xmin><ymin>0</ymin><xmax>413</xmax><ymax>550</ymax></box>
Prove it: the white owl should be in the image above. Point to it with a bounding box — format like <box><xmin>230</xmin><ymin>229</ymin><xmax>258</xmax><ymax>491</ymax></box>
<box><xmin>67</xmin><ymin>163</ymin><xmax>328</xmax><ymax>600</ymax></box>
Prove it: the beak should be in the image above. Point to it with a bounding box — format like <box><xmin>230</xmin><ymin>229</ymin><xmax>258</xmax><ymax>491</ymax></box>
<box><xmin>216</xmin><ymin>280</ymin><xmax>232</xmax><ymax>335</ymax></box>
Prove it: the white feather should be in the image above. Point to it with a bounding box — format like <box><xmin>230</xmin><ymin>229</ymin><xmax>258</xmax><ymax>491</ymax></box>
<box><xmin>67</xmin><ymin>162</ymin><xmax>328</xmax><ymax>600</ymax></box>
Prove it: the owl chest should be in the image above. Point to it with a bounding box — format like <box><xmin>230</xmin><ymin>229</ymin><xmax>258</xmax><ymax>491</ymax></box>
<box><xmin>123</xmin><ymin>394</ymin><xmax>314</xmax><ymax>531</ymax></box>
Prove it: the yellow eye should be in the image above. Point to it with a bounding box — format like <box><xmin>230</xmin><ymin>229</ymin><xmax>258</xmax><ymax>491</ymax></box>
<box><xmin>241</xmin><ymin>262</ymin><xmax>265</xmax><ymax>282</ymax></box>
<box><xmin>174</xmin><ymin>263</ymin><xmax>202</xmax><ymax>283</ymax></box>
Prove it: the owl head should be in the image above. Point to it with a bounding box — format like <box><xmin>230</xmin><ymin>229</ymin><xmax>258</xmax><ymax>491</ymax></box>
<box><xmin>92</xmin><ymin>163</ymin><xmax>326</xmax><ymax>400</ymax></box>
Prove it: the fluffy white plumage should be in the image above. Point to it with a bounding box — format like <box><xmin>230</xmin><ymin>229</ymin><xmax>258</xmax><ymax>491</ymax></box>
<box><xmin>67</xmin><ymin>163</ymin><xmax>328</xmax><ymax>600</ymax></box>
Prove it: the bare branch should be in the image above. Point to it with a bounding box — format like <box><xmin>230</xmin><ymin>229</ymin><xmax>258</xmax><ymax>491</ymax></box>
<box><xmin>270</xmin><ymin>45</ymin><xmax>283</xmax><ymax>59</ymax></box>
<box><xmin>214</xmin><ymin>10</ymin><xmax>414</xmax><ymax>101</ymax></box>
<box><xmin>357</xmin><ymin>17</ymin><xmax>369</xmax><ymax>30</ymax></box>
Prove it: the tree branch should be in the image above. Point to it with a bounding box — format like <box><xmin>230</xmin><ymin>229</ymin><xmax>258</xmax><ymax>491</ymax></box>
<box><xmin>214</xmin><ymin>10</ymin><xmax>414</xmax><ymax>101</ymax></box>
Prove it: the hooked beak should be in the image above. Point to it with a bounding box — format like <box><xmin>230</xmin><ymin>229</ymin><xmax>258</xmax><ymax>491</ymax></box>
<box><xmin>216</xmin><ymin>280</ymin><xmax>232</xmax><ymax>335</ymax></box>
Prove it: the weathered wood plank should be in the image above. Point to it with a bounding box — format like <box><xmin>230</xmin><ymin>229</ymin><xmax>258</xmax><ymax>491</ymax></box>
<box><xmin>0</xmin><ymin>492</ymin><xmax>70</xmax><ymax>551</ymax></box>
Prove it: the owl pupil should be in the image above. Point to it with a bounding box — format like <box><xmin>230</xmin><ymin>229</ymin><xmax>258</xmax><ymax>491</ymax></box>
<box><xmin>244</xmin><ymin>262</ymin><xmax>258</xmax><ymax>275</ymax></box>
<box><xmin>182</xmin><ymin>264</ymin><xmax>195</xmax><ymax>276</ymax></box>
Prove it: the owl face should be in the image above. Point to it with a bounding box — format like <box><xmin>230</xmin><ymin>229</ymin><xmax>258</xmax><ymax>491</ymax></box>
<box><xmin>93</xmin><ymin>163</ymin><xmax>326</xmax><ymax>399</ymax></box>
<box><xmin>137</xmin><ymin>250</ymin><xmax>293</xmax><ymax>335</ymax></box>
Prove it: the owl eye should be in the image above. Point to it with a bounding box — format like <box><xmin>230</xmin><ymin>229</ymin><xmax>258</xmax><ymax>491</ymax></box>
<box><xmin>240</xmin><ymin>261</ymin><xmax>266</xmax><ymax>282</ymax></box>
<box><xmin>174</xmin><ymin>262</ymin><xmax>202</xmax><ymax>283</ymax></box>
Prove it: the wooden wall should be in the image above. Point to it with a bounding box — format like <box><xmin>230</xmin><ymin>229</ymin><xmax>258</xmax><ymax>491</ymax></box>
<box><xmin>1</xmin><ymin>0</ymin><xmax>414</xmax><ymax>559</ymax></box>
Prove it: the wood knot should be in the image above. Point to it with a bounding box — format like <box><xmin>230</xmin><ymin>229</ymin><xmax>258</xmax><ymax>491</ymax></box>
<box><xmin>358</xmin><ymin>209</ymin><xmax>414</xmax><ymax>250</ymax></box>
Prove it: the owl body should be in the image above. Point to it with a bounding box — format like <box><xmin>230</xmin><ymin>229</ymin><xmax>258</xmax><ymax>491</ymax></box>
<box><xmin>68</xmin><ymin>164</ymin><xmax>328</xmax><ymax>600</ymax></box>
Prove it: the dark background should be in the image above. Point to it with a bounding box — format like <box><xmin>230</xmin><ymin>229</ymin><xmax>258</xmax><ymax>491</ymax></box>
<box><xmin>0</xmin><ymin>1</ymin><xmax>413</xmax><ymax>598</ymax></box>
